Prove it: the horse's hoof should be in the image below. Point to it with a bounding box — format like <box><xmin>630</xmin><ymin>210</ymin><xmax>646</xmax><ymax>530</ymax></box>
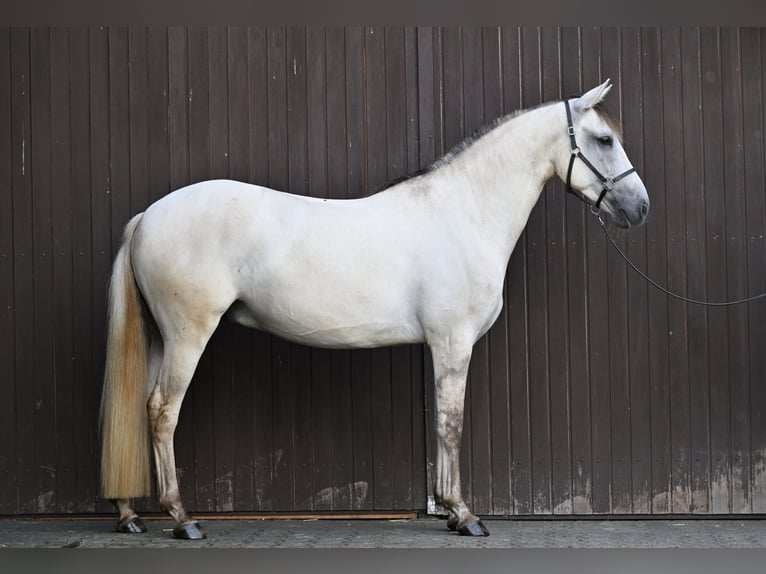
<box><xmin>115</xmin><ymin>516</ymin><xmax>147</xmax><ymax>534</ymax></box>
<box><xmin>458</xmin><ymin>519</ymin><xmax>490</xmax><ymax>537</ymax></box>
<box><xmin>172</xmin><ymin>521</ymin><xmax>207</xmax><ymax>540</ymax></box>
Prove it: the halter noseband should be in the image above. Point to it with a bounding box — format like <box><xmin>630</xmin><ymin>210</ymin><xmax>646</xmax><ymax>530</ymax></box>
<box><xmin>564</xmin><ymin>99</ymin><xmax>636</xmax><ymax>211</ymax></box>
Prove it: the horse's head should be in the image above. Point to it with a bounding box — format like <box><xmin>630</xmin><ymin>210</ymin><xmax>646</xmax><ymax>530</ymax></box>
<box><xmin>556</xmin><ymin>79</ymin><xmax>649</xmax><ymax>228</ymax></box>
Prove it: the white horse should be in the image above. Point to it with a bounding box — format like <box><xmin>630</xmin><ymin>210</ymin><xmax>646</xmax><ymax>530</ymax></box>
<box><xmin>100</xmin><ymin>80</ymin><xmax>649</xmax><ymax>539</ymax></box>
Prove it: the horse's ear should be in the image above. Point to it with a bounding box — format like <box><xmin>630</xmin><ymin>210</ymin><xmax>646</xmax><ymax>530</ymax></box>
<box><xmin>573</xmin><ymin>79</ymin><xmax>612</xmax><ymax>112</ymax></box>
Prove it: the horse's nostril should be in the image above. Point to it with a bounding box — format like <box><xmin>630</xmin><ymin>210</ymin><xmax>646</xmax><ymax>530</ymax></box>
<box><xmin>641</xmin><ymin>201</ymin><xmax>649</xmax><ymax>217</ymax></box>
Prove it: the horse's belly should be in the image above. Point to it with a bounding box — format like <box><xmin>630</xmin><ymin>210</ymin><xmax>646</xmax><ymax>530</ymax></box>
<box><xmin>225</xmin><ymin>298</ymin><xmax>424</xmax><ymax>349</ymax></box>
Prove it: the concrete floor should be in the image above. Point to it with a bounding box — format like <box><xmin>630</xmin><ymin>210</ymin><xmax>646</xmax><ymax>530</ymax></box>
<box><xmin>2</xmin><ymin>516</ymin><xmax>766</xmax><ymax>548</ymax></box>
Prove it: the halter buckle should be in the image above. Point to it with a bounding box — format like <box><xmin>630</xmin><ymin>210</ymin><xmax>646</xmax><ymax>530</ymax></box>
<box><xmin>567</xmin><ymin>126</ymin><xmax>575</xmax><ymax>137</ymax></box>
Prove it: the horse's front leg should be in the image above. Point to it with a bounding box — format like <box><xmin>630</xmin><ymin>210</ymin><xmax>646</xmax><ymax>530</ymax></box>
<box><xmin>430</xmin><ymin>339</ymin><xmax>490</xmax><ymax>537</ymax></box>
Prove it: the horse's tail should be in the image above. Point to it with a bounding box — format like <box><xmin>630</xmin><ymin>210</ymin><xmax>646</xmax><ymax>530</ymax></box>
<box><xmin>99</xmin><ymin>213</ymin><xmax>152</xmax><ymax>500</ymax></box>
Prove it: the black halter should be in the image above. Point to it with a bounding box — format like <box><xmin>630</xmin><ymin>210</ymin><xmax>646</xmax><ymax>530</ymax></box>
<box><xmin>564</xmin><ymin>99</ymin><xmax>636</xmax><ymax>211</ymax></box>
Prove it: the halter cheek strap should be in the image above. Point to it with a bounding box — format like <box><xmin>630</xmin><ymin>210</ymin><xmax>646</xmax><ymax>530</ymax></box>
<box><xmin>564</xmin><ymin>99</ymin><xmax>636</xmax><ymax>211</ymax></box>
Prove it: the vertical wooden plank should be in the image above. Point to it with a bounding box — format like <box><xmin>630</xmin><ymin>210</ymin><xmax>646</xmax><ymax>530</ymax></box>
<box><xmin>208</xmin><ymin>314</ymin><xmax>235</xmax><ymax>494</ymax></box>
<box><xmin>207</xmin><ymin>25</ymin><xmax>236</xmax><ymax>512</ymax></box>
<box><xmin>128</xmin><ymin>28</ymin><xmax>150</xmax><ymax>214</ymax></box>
<box><xmin>682</xmin><ymin>27</ymin><xmax>711</xmax><ymax>514</ymax></box>
<box><xmin>405</xmin><ymin>26</ymin><xmax>427</xmax><ymax>510</ymax></box>
<box><xmin>721</xmin><ymin>27</ymin><xmax>750</xmax><ymax>513</ymax></box>
<box><xmin>26</xmin><ymin>28</ymin><xmax>56</xmax><ymax>512</ymax></box>
<box><xmin>49</xmin><ymin>28</ymin><xmax>76</xmax><ymax>513</ymax></box>
<box><xmin>227</xmin><ymin>27</ymin><xmax>248</xmax><ymax>185</ymax></box>
<box><xmin>286</xmin><ymin>26</ymin><xmax>308</xmax><ymax>191</ymax></box>
<box><xmin>168</xmin><ymin>28</ymin><xmax>190</xmax><ymax>191</ymax></box>
<box><xmin>661</xmin><ymin>27</ymin><xmax>692</xmax><ymax>515</ymax></box>
<box><xmin>561</xmin><ymin>26</ymin><xmax>594</xmax><ymax>516</ymax></box>
<box><xmin>248</xmin><ymin>27</ymin><xmax>276</xmax><ymax>510</ymax></box>
<box><xmin>417</xmin><ymin>26</ymin><xmax>436</xmax><ymax>172</ymax></box>
<box><xmin>69</xmin><ymin>28</ymin><xmax>97</xmax><ymax>512</ymax></box>
<box><xmin>286</xmin><ymin>26</ymin><xmax>314</xmax><ymax>510</ymax></box>
<box><xmin>249</xmin><ymin>28</ymin><xmax>270</xmax><ymax>188</ymax></box>
<box><xmin>226</xmin><ymin>26</ymin><xmax>256</xmax><ymax>511</ymax></box>
<box><xmin>622</xmin><ymin>27</ymin><xmax>651</xmax><ymax>514</ymax></box>
<box><xmin>581</xmin><ymin>26</ymin><xmax>612</xmax><ymax>515</ymax></box>
<box><xmin>28</xmin><ymin>27</ymin><xmax>56</xmax><ymax>513</ymax></box>
<box><xmin>700</xmin><ymin>27</ymin><xmax>730</xmax><ymax>514</ymax></box>
<box><xmin>385</xmin><ymin>26</ymin><xmax>416</xmax><ymax>510</ymax></box>
<box><xmin>541</xmin><ymin>27</ymin><xmax>573</xmax><ymax>516</ymax></box>
<box><xmin>266</xmin><ymin>26</ymin><xmax>295</xmax><ymax>510</ymax></box>
<box><xmin>148</xmin><ymin>28</ymin><xmax>170</xmax><ymax>202</ymax></box>
<box><xmin>521</xmin><ymin>26</ymin><xmax>553</xmax><ymax>516</ymax></box>
<box><xmin>744</xmin><ymin>28</ymin><xmax>766</xmax><ymax>513</ymax></box>
<box><xmin>0</xmin><ymin>26</ymin><xmax>17</xmax><ymax>514</ymax></box>
<box><xmin>483</xmin><ymin>26</ymin><xmax>513</xmax><ymax>516</ymax></box>
<box><xmin>323</xmin><ymin>27</ymin><xmax>355</xmax><ymax>510</ymax></box>
<box><xmin>326</xmin><ymin>28</ymin><xmax>349</xmax><ymax>203</ymax></box>
<box><xmin>364</xmin><ymin>25</ymin><xmax>394</xmax><ymax>510</ymax></box>
<box><xmin>187</xmin><ymin>27</ymin><xmax>214</xmax><ymax>512</ymax></box>
<box><xmin>11</xmin><ymin>27</ymin><xmax>35</xmax><ymax>514</ymax></box>
<box><xmin>307</xmin><ymin>27</ymin><xmax>328</xmax><ymax>201</ymax></box>
<box><xmin>502</xmin><ymin>26</ymin><xmax>533</xmax><ymax>516</ymax></box>
<box><xmin>441</xmin><ymin>27</ymin><xmax>464</xmax><ymax>152</ymax></box>
<box><xmin>310</xmin><ymin>27</ymin><xmax>336</xmax><ymax>510</ymax></box>
<box><xmin>641</xmin><ymin>27</ymin><xmax>672</xmax><ymax>514</ymax></box>
<box><xmin>306</xmin><ymin>27</ymin><xmax>336</xmax><ymax>510</ymax></box>
<box><xmin>404</xmin><ymin>27</ymin><xmax>421</xmax><ymax>178</ymax></box>
<box><xmin>89</xmin><ymin>26</ymin><xmax>113</xmax><ymax>514</ymax></box>
<box><xmin>108</xmin><ymin>28</ymin><xmax>131</xmax><ymax>253</ymax></box>
<box><xmin>346</xmin><ymin>26</ymin><xmax>374</xmax><ymax>510</ymax></box>
<box><xmin>600</xmin><ymin>27</ymin><xmax>632</xmax><ymax>515</ymax></box>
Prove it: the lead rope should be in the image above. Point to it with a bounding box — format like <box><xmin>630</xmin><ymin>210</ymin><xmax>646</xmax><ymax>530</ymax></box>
<box><xmin>594</xmin><ymin>211</ymin><xmax>766</xmax><ymax>307</ymax></box>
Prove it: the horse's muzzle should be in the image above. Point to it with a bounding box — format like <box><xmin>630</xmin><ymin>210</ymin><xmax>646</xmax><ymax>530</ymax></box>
<box><xmin>615</xmin><ymin>199</ymin><xmax>649</xmax><ymax>228</ymax></box>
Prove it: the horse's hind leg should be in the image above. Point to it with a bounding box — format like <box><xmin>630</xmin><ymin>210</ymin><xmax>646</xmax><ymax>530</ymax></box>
<box><xmin>430</xmin><ymin>337</ymin><xmax>489</xmax><ymax>537</ymax></box>
<box><xmin>148</xmin><ymin>322</ymin><xmax>217</xmax><ymax>540</ymax></box>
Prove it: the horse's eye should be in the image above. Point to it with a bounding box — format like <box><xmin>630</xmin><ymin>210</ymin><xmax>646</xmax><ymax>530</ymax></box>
<box><xmin>597</xmin><ymin>135</ymin><xmax>613</xmax><ymax>147</ymax></box>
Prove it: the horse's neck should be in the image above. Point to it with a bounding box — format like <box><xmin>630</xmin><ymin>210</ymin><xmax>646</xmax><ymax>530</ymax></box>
<box><xmin>430</xmin><ymin>103</ymin><xmax>562</xmax><ymax>261</ymax></box>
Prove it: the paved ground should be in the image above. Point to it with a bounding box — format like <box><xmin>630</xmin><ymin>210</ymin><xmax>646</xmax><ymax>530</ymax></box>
<box><xmin>2</xmin><ymin>516</ymin><xmax>766</xmax><ymax>548</ymax></box>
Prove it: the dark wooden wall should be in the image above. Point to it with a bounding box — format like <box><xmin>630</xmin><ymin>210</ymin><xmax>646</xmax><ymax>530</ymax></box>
<box><xmin>1</xmin><ymin>27</ymin><xmax>765</xmax><ymax>516</ymax></box>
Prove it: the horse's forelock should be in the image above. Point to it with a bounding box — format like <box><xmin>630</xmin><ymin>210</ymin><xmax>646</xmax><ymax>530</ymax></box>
<box><xmin>592</xmin><ymin>101</ymin><xmax>624</xmax><ymax>142</ymax></box>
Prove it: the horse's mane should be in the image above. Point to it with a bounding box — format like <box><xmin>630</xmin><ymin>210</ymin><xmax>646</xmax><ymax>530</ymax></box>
<box><xmin>377</xmin><ymin>111</ymin><xmax>517</xmax><ymax>192</ymax></box>
<box><xmin>378</xmin><ymin>98</ymin><xmax>622</xmax><ymax>192</ymax></box>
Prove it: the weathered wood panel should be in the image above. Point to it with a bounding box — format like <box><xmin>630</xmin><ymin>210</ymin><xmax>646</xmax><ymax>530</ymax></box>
<box><xmin>2</xmin><ymin>27</ymin><xmax>766</xmax><ymax>516</ymax></box>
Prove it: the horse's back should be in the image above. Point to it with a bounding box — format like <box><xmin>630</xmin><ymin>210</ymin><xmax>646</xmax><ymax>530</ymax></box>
<box><xmin>128</xmin><ymin>180</ymin><xmax>435</xmax><ymax>348</ymax></box>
